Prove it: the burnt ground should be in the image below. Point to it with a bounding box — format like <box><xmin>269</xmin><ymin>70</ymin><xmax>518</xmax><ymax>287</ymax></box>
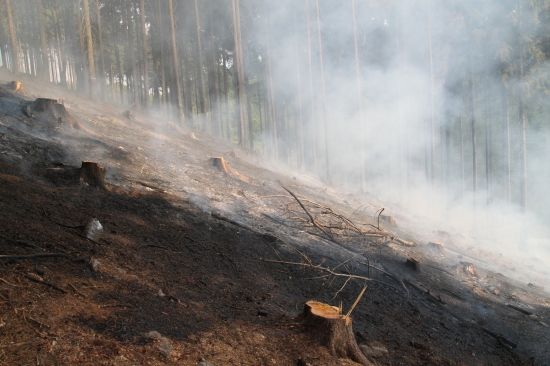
<box><xmin>0</xmin><ymin>73</ymin><xmax>549</xmax><ymax>365</ymax></box>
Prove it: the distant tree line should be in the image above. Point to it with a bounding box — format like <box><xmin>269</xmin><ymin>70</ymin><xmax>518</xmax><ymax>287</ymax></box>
<box><xmin>0</xmin><ymin>0</ymin><xmax>549</xmax><ymax>213</ymax></box>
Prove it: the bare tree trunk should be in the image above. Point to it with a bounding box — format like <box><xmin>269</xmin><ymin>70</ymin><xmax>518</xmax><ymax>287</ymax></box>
<box><xmin>518</xmin><ymin>0</ymin><xmax>528</xmax><ymax>211</ymax></box>
<box><xmin>140</xmin><ymin>0</ymin><xmax>150</xmax><ymax>106</ymax></box>
<box><xmin>95</xmin><ymin>0</ymin><xmax>106</xmax><ymax>94</ymax></box>
<box><xmin>469</xmin><ymin>76</ymin><xmax>477</xmax><ymax>198</ymax></box>
<box><xmin>168</xmin><ymin>0</ymin><xmax>185</xmax><ymax>123</ymax></box>
<box><xmin>427</xmin><ymin>2</ymin><xmax>436</xmax><ymax>184</ymax></box>
<box><xmin>37</xmin><ymin>0</ymin><xmax>50</xmax><ymax>81</ymax></box>
<box><xmin>351</xmin><ymin>0</ymin><xmax>365</xmax><ymax>187</ymax></box>
<box><xmin>82</xmin><ymin>0</ymin><xmax>96</xmax><ymax>96</ymax></box>
<box><xmin>314</xmin><ymin>0</ymin><xmax>330</xmax><ymax>181</ymax></box>
<box><xmin>194</xmin><ymin>0</ymin><xmax>208</xmax><ymax>120</ymax></box>
<box><xmin>502</xmin><ymin>87</ymin><xmax>512</xmax><ymax>201</ymax></box>
<box><xmin>265</xmin><ymin>14</ymin><xmax>278</xmax><ymax>159</ymax></box>
<box><xmin>5</xmin><ymin>0</ymin><xmax>20</xmax><ymax>73</ymax></box>
<box><xmin>155</xmin><ymin>0</ymin><xmax>167</xmax><ymax>111</ymax></box>
<box><xmin>518</xmin><ymin>96</ymin><xmax>528</xmax><ymax>210</ymax></box>
<box><xmin>231</xmin><ymin>0</ymin><xmax>250</xmax><ymax>148</ymax></box>
<box><xmin>459</xmin><ymin>114</ymin><xmax>465</xmax><ymax>195</ymax></box>
<box><xmin>304</xmin><ymin>0</ymin><xmax>316</xmax><ymax>168</ymax></box>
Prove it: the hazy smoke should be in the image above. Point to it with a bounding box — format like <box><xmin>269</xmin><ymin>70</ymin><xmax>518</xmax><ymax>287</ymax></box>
<box><xmin>245</xmin><ymin>0</ymin><xmax>549</xmax><ymax>284</ymax></box>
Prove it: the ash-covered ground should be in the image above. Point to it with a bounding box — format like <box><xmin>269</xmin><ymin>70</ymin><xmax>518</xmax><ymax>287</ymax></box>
<box><xmin>0</xmin><ymin>73</ymin><xmax>548</xmax><ymax>365</ymax></box>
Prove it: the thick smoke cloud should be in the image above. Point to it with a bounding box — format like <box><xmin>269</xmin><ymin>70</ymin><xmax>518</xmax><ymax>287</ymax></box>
<box><xmin>245</xmin><ymin>0</ymin><xmax>549</xmax><ymax>284</ymax></box>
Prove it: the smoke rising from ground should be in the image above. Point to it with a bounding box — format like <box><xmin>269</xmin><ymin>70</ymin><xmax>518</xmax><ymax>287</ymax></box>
<box><xmin>244</xmin><ymin>0</ymin><xmax>550</xmax><ymax>283</ymax></box>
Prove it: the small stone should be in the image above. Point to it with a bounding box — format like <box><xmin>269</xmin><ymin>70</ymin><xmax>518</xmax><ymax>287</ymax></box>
<box><xmin>157</xmin><ymin>337</ymin><xmax>173</xmax><ymax>358</ymax></box>
<box><xmin>462</xmin><ymin>262</ymin><xmax>477</xmax><ymax>277</ymax></box>
<box><xmin>428</xmin><ymin>242</ymin><xmax>444</xmax><ymax>251</ymax></box>
<box><xmin>145</xmin><ymin>331</ymin><xmax>172</xmax><ymax>358</ymax></box>
<box><xmin>198</xmin><ymin>357</ymin><xmax>215</xmax><ymax>366</ymax></box>
<box><xmin>89</xmin><ymin>257</ymin><xmax>101</xmax><ymax>273</ymax></box>
<box><xmin>84</xmin><ymin>218</ymin><xmax>103</xmax><ymax>240</ymax></box>
<box><xmin>145</xmin><ymin>331</ymin><xmax>163</xmax><ymax>340</ymax></box>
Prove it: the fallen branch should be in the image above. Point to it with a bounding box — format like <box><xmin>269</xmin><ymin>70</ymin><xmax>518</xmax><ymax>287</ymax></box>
<box><xmin>281</xmin><ymin>186</ymin><xmax>336</xmax><ymax>242</ymax></box>
<box><xmin>375</xmin><ymin>208</ymin><xmax>385</xmax><ymax>230</ymax></box>
<box><xmin>23</xmin><ymin>273</ymin><xmax>66</xmax><ymax>294</ymax></box>
<box><xmin>263</xmin><ymin>258</ymin><xmax>407</xmax><ymax>296</ymax></box>
<box><xmin>0</xmin><ymin>253</ymin><xmax>66</xmax><ymax>261</ymax></box>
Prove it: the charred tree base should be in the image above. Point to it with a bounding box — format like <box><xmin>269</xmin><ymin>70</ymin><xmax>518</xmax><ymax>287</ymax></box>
<box><xmin>210</xmin><ymin>157</ymin><xmax>230</xmax><ymax>174</ymax></box>
<box><xmin>303</xmin><ymin>301</ymin><xmax>372</xmax><ymax>365</ymax></box>
<box><xmin>22</xmin><ymin>98</ymin><xmax>80</xmax><ymax>129</ymax></box>
<box><xmin>80</xmin><ymin>162</ymin><xmax>106</xmax><ymax>189</ymax></box>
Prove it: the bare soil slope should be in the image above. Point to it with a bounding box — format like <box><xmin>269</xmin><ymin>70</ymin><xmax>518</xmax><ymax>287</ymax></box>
<box><xmin>0</xmin><ymin>74</ymin><xmax>548</xmax><ymax>365</ymax></box>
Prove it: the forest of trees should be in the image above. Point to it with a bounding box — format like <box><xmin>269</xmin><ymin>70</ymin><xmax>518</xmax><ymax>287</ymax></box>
<box><xmin>1</xmin><ymin>0</ymin><xmax>549</xmax><ymax>217</ymax></box>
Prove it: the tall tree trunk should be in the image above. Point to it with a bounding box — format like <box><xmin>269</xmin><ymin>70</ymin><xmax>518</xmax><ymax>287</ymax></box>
<box><xmin>222</xmin><ymin>53</ymin><xmax>231</xmax><ymax>140</ymax></box>
<box><xmin>351</xmin><ymin>0</ymin><xmax>365</xmax><ymax>187</ymax></box>
<box><xmin>156</xmin><ymin>0</ymin><xmax>168</xmax><ymax>111</ymax></box>
<box><xmin>5</xmin><ymin>0</ymin><xmax>20</xmax><ymax>73</ymax></box>
<box><xmin>304</xmin><ymin>0</ymin><xmax>316</xmax><ymax>168</ymax></box>
<box><xmin>194</xmin><ymin>0</ymin><xmax>208</xmax><ymax>119</ymax></box>
<box><xmin>427</xmin><ymin>2</ymin><xmax>437</xmax><ymax>185</ymax></box>
<box><xmin>459</xmin><ymin>114</ymin><xmax>465</xmax><ymax>195</ymax></box>
<box><xmin>82</xmin><ymin>0</ymin><xmax>96</xmax><ymax>96</ymax></box>
<box><xmin>502</xmin><ymin>86</ymin><xmax>512</xmax><ymax>201</ymax></box>
<box><xmin>95</xmin><ymin>0</ymin><xmax>106</xmax><ymax>96</ymax></box>
<box><xmin>37</xmin><ymin>0</ymin><xmax>50</xmax><ymax>81</ymax></box>
<box><xmin>231</xmin><ymin>0</ymin><xmax>250</xmax><ymax>148</ymax></box>
<box><xmin>168</xmin><ymin>0</ymin><xmax>185</xmax><ymax>123</ymax></box>
<box><xmin>518</xmin><ymin>0</ymin><xmax>528</xmax><ymax>211</ymax></box>
<box><xmin>469</xmin><ymin>76</ymin><xmax>477</xmax><ymax>198</ymax></box>
<box><xmin>314</xmin><ymin>0</ymin><xmax>330</xmax><ymax>181</ymax></box>
<box><xmin>140</xmin><ymin>0</ymin><xmax>150</xmax><ymax>106</ymax></box>
<box><xmin>265</xmin><ymin>13</ymin><xmax>278</xmax><ymax>159</ymax></box>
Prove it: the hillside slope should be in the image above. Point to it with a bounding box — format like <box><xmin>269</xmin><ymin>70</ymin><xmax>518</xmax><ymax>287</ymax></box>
<box><xmin>0</xmin><ymin>74</ymin><xmax>548</xmax><ymax>365</ymax></box>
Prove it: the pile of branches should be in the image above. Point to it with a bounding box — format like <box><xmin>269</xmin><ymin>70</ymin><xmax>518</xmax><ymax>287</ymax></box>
<box><xmin>265</xmin><ymin>186</ymin><xmax>411</xmax><ymax>249</ymax></box>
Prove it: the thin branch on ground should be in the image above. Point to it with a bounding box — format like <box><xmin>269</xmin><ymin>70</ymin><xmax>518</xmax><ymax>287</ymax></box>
<box><xmin>345</xmin><ymin>285</ymin><xmax>368</xmax><ymax>317</ymax></box>
<box><xmin>332</xmin><ymin>277</ymin><xmax>352</xmax><ymax>300</ymax></box>
<box><xmin>376</xmin><ymin>208</ymin><xmax>385</xmax><ymax>230</ymax></box>
<box><xmin>281</xmin><ymin>186</ymin><xmax>336</xmax><ymax>242</ymax></box>
<box><xmin>0</xmin><ymin>253</ymin><xmax>66</xmax><ymax>260</ymax></box>
<box><xmin>262</xmin><ymin>258</ymin><xmax>408</xmax><ymax>296</ymax></box>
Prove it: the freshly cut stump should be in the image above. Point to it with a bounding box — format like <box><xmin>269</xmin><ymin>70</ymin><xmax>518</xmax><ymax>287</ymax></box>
<box><xmin>210</xmin><ymin>157</ymin><xmax>230</xmax><ymax>174</ymax></box>
<box><xmin>80</xmin><ymin>162</ymin><xmax>106</xmax><ymax>189</ymax></box>
<box><xmin>303</xmin><ymin>301</ymin><xmax>371</xmax><ymax>365</ymax></box>
<box><xmin>9</xmin><ymin>81</ymin><xmax>22</xmax><ymax>92</ymax></box>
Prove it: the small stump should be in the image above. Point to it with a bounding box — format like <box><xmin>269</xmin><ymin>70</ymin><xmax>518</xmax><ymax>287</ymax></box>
<box><xmin>123</xmin><ymin>110</ymin><xmax>134</xmax><ymax>121</ymax></box>
<box><xmin>405</xmin><ymin>257</ymin><xmax>419</xmax><ymax>271</ymax></box>
<box><xmin>23</xmin><ymin>98</ymin><xmax>79</xmax><ymax>128</ymax></box>
<box><xmin>303</xmin><ymin>301</ymin><xmax>371</xmax><ymax>365</ymax></box>
<box><xmin>428</xmin><ymin>241</ymin><xmax>444</xmax><ymax>251</ymax></box>
<box><xmin>9</xmin><ymin>81</ymin><xmax>22</xmax><ymax>92</ymax></box>
<box><xmin>80</xmin><ymin>162</ymin><xmax>106</xmax><ymax>189</ymax></box>
<box><xmin>209</xmin><ymin>157</ymin><xmax>230</xmax><ymax>174</ymax></box>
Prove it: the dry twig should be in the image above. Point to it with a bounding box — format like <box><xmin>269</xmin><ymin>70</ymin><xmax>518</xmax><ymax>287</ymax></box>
<box><xmin>0</xmin><ymin>253</ymin><xmax>66</xmax><ymax>261</ymax></box>
<box><xmin>281</xmin><ymin>186</ymin><xmax>336</xmax><ymax>242</ymax></box>
<box><xmin>263</xmin><ymin>258</ymin><xmax>408</xmax><ymax>296</ymax></box>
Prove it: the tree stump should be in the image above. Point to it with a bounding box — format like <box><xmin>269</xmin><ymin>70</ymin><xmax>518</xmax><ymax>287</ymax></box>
<box><xmin>209</xmin><ymin>157</ymin><xmax>230</xmax><ymax>174</ymax></box>
<box><xmin>22</xmin><ymin>98</ymin><xmax>79</xmax><ymax>128</ymax></box>
<box><xmin>9</xmin><ymin>81</ymin><xmax>22</xmax><ymax>92</ymax></box>
<box><xmin>79</xmin><ymin>162</ymin><xmax>106</xmax><ymax>189</ymax></box>
<box><xmin>303</xmin><ymin>301</ymin><xmax>371</xmax><ymax>365</ymax></box>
